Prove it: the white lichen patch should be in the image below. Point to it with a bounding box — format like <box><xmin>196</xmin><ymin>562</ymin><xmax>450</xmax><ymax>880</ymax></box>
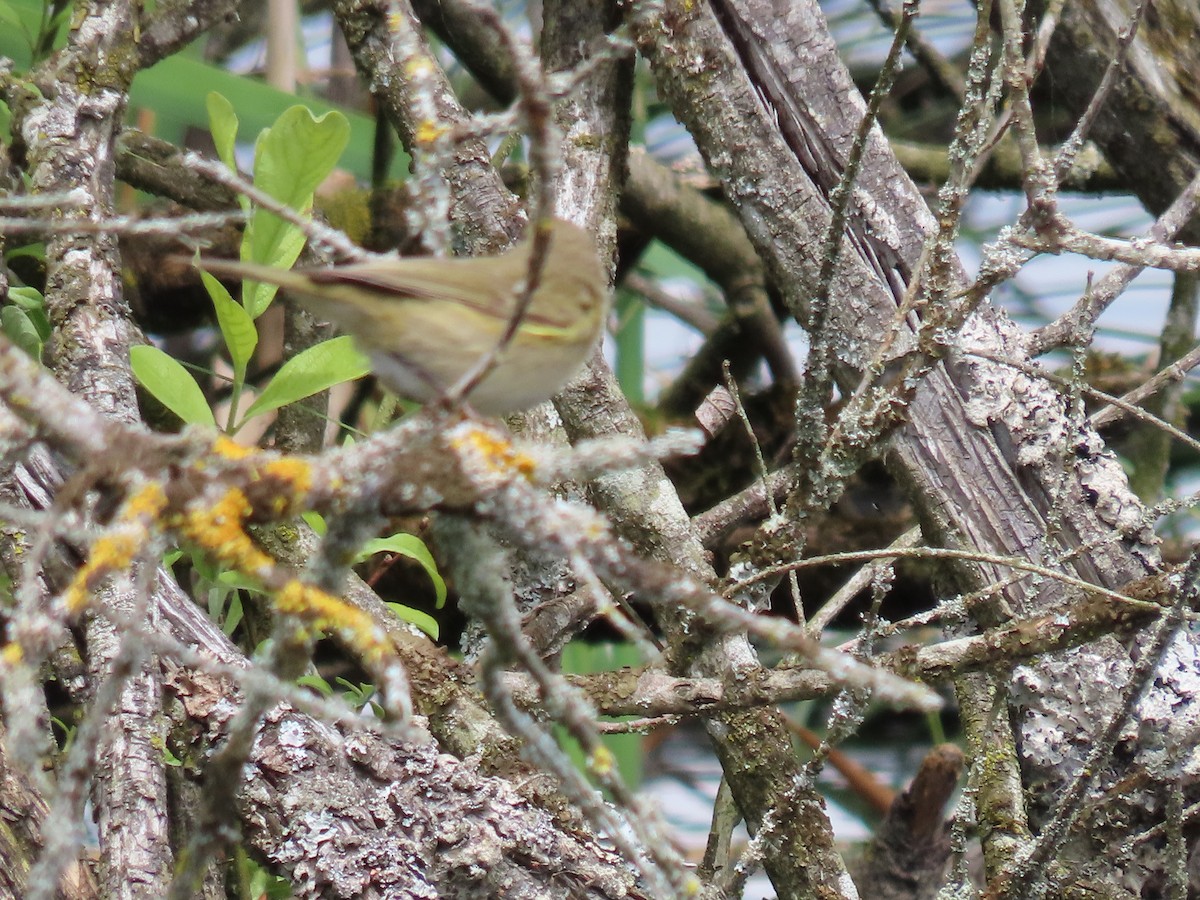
<box><xmin>1012</xmin><ymin>643</ymin><xmax>1133</xmax><ymax>774</ymax></box>
<box><xmin>1013</xmin><ymin>628</ymin><xmax>1200</xmax><ymax>788</ymax></box>
<box><xmin>1134</xmin><ymin>631</ymin><xmax>1200</xmax><ymax>778</ymax></box>
<box><xmin>958</xmin><ymin>313</ymin><xmax>1069</xmax><ymax>463</ymax></box>
<box><xmin>957</xmin><ymin>312</ymin><xmax>1159</xmax><ymax>554</ymax></box>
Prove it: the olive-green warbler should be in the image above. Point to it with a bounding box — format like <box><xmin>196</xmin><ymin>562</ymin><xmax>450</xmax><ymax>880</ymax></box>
<box><xmin>192</xmin><ymin>219</ymin><xmax>608</xmax><ymax>413</ymax></box>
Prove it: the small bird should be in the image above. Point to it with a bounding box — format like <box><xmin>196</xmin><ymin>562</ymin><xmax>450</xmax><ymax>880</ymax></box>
<box><xmin>189</xmin><ymin>219</ymin><xmax>608</xmax><ymax>414</ymax></box>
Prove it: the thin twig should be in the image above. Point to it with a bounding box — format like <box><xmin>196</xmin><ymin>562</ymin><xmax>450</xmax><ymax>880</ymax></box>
<box><xmin>730</xmin><ymin>544</ymin><xmax>1152</xmax><ymax>613</ymax></box>
<box><xmin>0</xmin><ymin>210</ymin><xmax>246</xmax><ymax>237</ymax></box>
<box><xmin>807</xmin><ymin>526</ymin><xmax>922</xmax><ymax>638</ymax></box>
<box><xmin>185</xmin><ymin>154</ymin><xmax>367</xmax><ymax>263</ymax></box>
<box><xmin>1027</xmin><ymin>166</ymin><xmax>1200</xmax><ymax>354</ymax></box>
<box><xmin>865</xmin><ymin>0</ymin><xmax>966</xmax><ymax>101</ymax></box>
<box><xmin>1091</xmin><ymin>342</ymin><xmax>1200</xmax><ymax>430</ymax></box>
<box><xmin>1049</xmin><ymin>0</ymin><xmax>1148</xmax><ymax>184</ymax></box>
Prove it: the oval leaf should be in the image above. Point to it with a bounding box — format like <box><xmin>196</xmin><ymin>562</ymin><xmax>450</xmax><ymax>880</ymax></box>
<box><xmin>6</xmin><ymin>287</ymin><xmax>51</xmax><ymax>341</ymax></box>
<box><xmin>242</xmin><ymin>106</ymin><xmax>350</xmax><ymax>317</ymax></box>
<box><xmin>130</xmin><ymin>345</ymin><xmax>216</xmax><ymax>428</ymax></box>
<box><xmin>241</xmin><ymin>335</ymin><xmax>369</xmax><ymax>420</ymax></box>
<box><xmin>385</xmin><ymin>602</ymin><xmax>439</xmax><ymax>640</ymax></box>
<box><xmin>1</xmin><ymin>305</ymin><xmax>43</xmax><ymax>360</ymax></box>
<box><xmin>359</xmin><ymin>533</ymin><xmax>447</xmax><ymax>608</ymax></box>
<box><xmin>255</xmin><ymin>105</ymin><xmax>351</xmax><ymax>214</ymax></box>
<box><xmin>205</xmin><ymin>92</ymin><xmax>240</xmax><ymax>178</ymax></box>
<box><xmin>203</xmin><ymin>269</ymin><xmax>258</xmax><ymax>375</ymax></box>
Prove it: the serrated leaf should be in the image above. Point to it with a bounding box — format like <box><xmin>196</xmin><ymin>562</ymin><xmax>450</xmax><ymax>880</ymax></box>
<box><xmin>203</xmin><ymin>270</ymin><xmax>257</xmax><ymax>375</ymax></box>
<box><xmin>130</xmin><ymin>345</ymin><xmax>216</xmax><ymax>428</ymax></box>
<box><xmin>241</xmin><ymin>335</ymin><xmax>369</xmax><ymax>420</ymax></box>
<box><xmin>359</xmin><ymin>533</ymin><xmax>447</xmax><ymax>608</ymax></box>
<box><xmin>385</xmin><ymin>602</ymin><xmax>439</xmax><ymax>640</ymax></box>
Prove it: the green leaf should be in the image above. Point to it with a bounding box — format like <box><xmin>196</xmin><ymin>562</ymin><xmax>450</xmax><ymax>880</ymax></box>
<box><xmin>203</xmin><ymin>270</ymin><xmax>258</xmax><ymax>376</ymax></box>
<box><xmin>1</xmin><ymin>0</ymin><xmax>405</xmax><ymax>174</ymax></box>
<box><xmin>334</xmin><ymin>677</ymin><xmax>376</xmax><ymax>708</ymax></box>
<box><xmin>255</xmin><ymin>105</ymin><xmax>351</xmax><ymax>215</ymax></box>
<box><xmin>222</xmin><ymin>593</ymin><xmax>244</xmax><ymax>636</ymax></box>
<box><xmin>205</xmin><ymin>93</ymin><xmax>247</xmax><ymax>211</ymax></box>
<box><xmin>241</xmin><ymin>226</ymin><xmax>305</xmax><ymax>319</ymax></box>
<box><xmin>301</xmin><ymin>510</ymin><xmax>326</xmax><ymax>536</ymax></box>
<box><xmin>296</xmin><ymin>673</ymin><xmax>333</xmax><ymax>697</ymax></box>
<box><xmin>6</xmin><ymin>287</ymin><xmax>50</xmax><ymax>341</ymax></box>
<box><xmin>190</xmin><ymin>553</ymin><xmax>219</xmax><ymax>584</ymax></box>
<box><xmin>242</xmin><ymin>106</ymin><xmax>351</xmax><ymax>317</ymax></box>
<box><xmin>0</xmin><ymin>2</ymin><xmax>24</xmax><ymax>30</ymax></box>
<box><xmin>241</xmin><ymin>335</ymin><xmax>369</xmax><ymax>420</ymax></box>
<box><xmin>385</xmin><ymin>602</ymin><xmax>439</xmax><ymax>640</ymax></box>
<box><xmin>216</xmin><ymin>569</ymin><xmax>261</xmax><ymax>591</ymax></box>
<box><xmin>359</xmin><ymin>533</ymin><xmax>447</xmax><ymax>608</ymax></box>
<box><xmin>130</xmin><ymin>345</ymin><xmax>216</xmax><ymax>428</ymax></box>
<box><xmin>0</xmin><ymin>2</ymin><xmax>30</xmax><ymax>54</ymax></box>
<box><xmin>1</xmin><ymin>305</ymin><xmax>43</xmax><ymax>360</ymax></box>
<box><xmin>4</xmin><ymin>243</ymin><xmax>44</xmax><ymax>263</ymax></box>
<box><xmin>239</xmin><ymin>852</ymin><xmax>293</xmax><ymax>900</ymax></box>
<box><xmin>206</xmin><ymin>586</ymin><xmax>229</xmax><ymax>622</ymax></box>
<box><xmin>43</xmin><ymin>2</ymin><xmax>72</xmax><ymax>44</ymax></box>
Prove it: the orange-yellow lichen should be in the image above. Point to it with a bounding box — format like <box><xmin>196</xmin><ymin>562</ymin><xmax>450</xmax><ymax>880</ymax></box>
<box><xmin>122</xmin><ymin>483</ymin><xmax>167</xmax><ymax>521</ymax></box>
<box><xmin>257</xmin><ymin>456</ymin><xmax>313</xmax><ymax>517</ymax></box>
<box><xmin>414</xmin><ymin>120</ymin><xmax>448</xmax><ymax>146</ymax></box>
<box><xmin>89</xmin><ymin>532</ymin><xmax>141</xmax><ymax>571</ymax></box>
<box><xmin>213</xmin><ymin>435</ymin><xmax>253</xmax><ymax>461</ymax></box>
<box><xmin>2</xmin><ymin>643</ymin><xmax>23</xmax><ymax>666</ymax></box>
<box><xmin>404</xmin><ymin>56</ymin><xmax>434</xmax><ymax>78</ymax></box>
<box><xmin>452</xmin><ymin>428</ymin><xmax>537</xmax><ymax>478</ymax></box>
<box><xmin>587</xmin><ymin>744</ymin><xmax>615</xmax><ymax>777</ymax></box>
<box><xmin>64</xmin><ymin>533</ymin><xmax>135</xmax><ymax>612</ymax></box>
<box><xmin>61</xmin><ymin>578</ymin><xmax>88</xmax><ymax>613</ymax></box>
<box><xmin>173</xmin><ymin>489</ymin><xmax>273</xmax><ymax>575</ymax></box>
<box><xmin>274</xmin><ymin>580</ymin><xmax>387</xmax><ymax>663</ymax></box>
<box><xmin>63</xmin><ymin>483</ymin><xmax>167</xmax><ymax>614</ymax></box>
